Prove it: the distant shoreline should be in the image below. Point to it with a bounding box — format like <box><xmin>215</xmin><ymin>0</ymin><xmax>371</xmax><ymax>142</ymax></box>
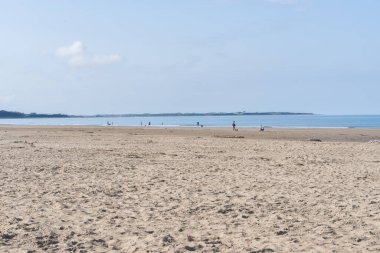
<box><xmin>92</xmin><ymin>112</ymin><xmax>314</xmax><ymax>117</ymax></box>
<box><xmin>0</xmin><ymin>110</ymin><xmax>313</xmax><ymax>119</ymax></box>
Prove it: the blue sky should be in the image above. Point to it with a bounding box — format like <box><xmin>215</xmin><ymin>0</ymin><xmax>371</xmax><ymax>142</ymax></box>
<box><xmin>0</xmin><ymin>0</ymin><xmax>379</xmax><ymax>115</ymax></box>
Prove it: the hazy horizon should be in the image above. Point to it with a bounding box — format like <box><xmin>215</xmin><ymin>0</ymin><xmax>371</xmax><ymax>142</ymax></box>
<box><xmin>2</xmin><ymin>108</ymin><xmax>380</xmax><ymax>117</ymax></box>
<box><xmin>1</xmin><ymin>0</ymin><xmax>379</xmax><ymax>115</ymax></box>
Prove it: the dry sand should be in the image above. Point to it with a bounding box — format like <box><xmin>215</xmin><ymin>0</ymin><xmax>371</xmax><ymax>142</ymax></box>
<box><xmin>0</xmin><ymin>126</ymin><xmax>379</xmax><ymax>252</ymax></box>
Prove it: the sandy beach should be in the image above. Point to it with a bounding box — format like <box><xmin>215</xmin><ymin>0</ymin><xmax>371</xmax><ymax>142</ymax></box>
<box><xmin>0</xmin><ymin>126</ymin><xmax>379</xmax><ymax>252</ymax></box>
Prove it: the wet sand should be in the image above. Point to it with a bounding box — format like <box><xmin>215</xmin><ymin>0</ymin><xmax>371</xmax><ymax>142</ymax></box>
<box><xmin>0</xmin><ymin>126</ymin><xmax>379</xmax><ymax>252</ymax></box>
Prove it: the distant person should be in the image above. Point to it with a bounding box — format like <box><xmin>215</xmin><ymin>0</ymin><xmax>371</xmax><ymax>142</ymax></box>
<box><xmin>197</xmin><ymin>121</ymin><xmax>200</xmax><ymax>127</ymax></box>
<box><xmin>232</xmin><ymin>121</ymin><xmax>236</xmax><ymax>131</ymax></box>
<box><xmin>141</xmin><ymin>121</ymin><xmax>143</xmax><ymax>127</ymax></box>
<box><xmin>148</xmin><ymin>121</ymin><xmax>151</xmax><ymax>126</ymax></box>
<box><xmin>260</xmin><ymin>125</ymin><xmax>265</xmax><ymax>132</ymax></box>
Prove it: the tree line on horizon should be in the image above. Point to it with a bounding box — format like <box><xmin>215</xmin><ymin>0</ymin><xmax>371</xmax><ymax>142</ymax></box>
<box><xmin>0</xmin><ymin>109</ymin><xmax>313</xmax><ymax>119</ymax></box>
<box><xmin>0</xmin><ymin>110</ymin><xmax>69</xmax><ymax>119</ymax></box>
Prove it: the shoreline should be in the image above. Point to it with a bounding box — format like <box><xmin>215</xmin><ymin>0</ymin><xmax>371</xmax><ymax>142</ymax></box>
<box><xmin>1</xmin><ymin>125</ymin><xmax>380</xmax><ymax>142</ymax></box>
<box><xmin>2</xmin><ymin>123</ymin><xmax>380</xmax><ymax>129</ymax></box>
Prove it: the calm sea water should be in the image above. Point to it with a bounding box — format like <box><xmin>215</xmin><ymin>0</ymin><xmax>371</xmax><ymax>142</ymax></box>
<box><xmin>0</xmin><ymin>115</ymin><xmax>380</xmax><ymax>128</ymax></box>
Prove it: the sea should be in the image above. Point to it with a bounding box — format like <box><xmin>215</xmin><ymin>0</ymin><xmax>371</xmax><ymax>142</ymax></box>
<box><xmin>0</xmin><ymin>115</ymin><xmax>380</xmax><ymax>129</ymax></box>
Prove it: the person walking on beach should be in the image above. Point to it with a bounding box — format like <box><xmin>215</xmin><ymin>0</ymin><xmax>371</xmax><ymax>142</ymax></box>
<box><xmin>232</xmin><ymin>121</ymin><xmax>236</xmax><ymax>131</ymax></box>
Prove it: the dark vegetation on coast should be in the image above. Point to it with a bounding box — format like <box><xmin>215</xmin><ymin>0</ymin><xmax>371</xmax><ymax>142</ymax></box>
<box><xmin>0</xmin><ymin>110</ymin><xmax>69</xmax><ymax>119</ymax></box>
<box><xmin>0</xmin><ymin>110</ymin><xmax>313</xmax><ymax>119</ymax></box>
<box><xmin>94</xmin><ymin>112</ymin><xmax>313</xmax><ymax>117</ymax></box>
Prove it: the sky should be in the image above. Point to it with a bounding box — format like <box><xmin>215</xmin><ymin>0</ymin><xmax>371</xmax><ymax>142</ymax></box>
<box><xmin>0</xmin><ymin>0</ymin><xmax>379</xmax><ymax>115</ymax></box>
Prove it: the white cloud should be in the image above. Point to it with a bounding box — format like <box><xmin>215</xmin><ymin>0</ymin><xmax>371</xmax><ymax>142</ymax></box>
<box><xmin>56</xmin><ymin>41</ymin><xmax>85</xmax><ymax>57</ymax></box>
<box><xmin>55</xmin><ymin>41</ymin><xmax>121</xmax><ymax>68</ymax></box>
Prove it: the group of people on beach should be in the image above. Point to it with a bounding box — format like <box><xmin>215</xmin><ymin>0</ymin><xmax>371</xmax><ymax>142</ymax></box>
<box><xmin>135</xmin><ymin>120</ymin><xmax>263</xmax><ymax>131</ymax></box>
<box><xmin>197</xmin><ymin>121</ymin><xmax>237</xmax><ymax>130</ymax></box>
<box><xmin>197</xmin><ymin>121</ymin><xmax>238</xmax><ymax>131</ymax></box>
<box><xmin>140</xmin><ymin>121</ymin><xmax>151</xmax><ymax>127</ymax></box>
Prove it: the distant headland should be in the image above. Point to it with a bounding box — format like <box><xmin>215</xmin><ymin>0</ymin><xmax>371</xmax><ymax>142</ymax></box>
<box><xmin>0</xmin><ymin>110</ymin><xmax>313</xmax><ymax>119</ymax></box>
<box><xmin>0</xmin><ymin>110</ymin><xmax>69</xmax><ymax>119</ymax></box>
<box><xmin>93</xmin><ymin>112</ymin><xmax>314</xmax><ymax>117</ymax></box>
